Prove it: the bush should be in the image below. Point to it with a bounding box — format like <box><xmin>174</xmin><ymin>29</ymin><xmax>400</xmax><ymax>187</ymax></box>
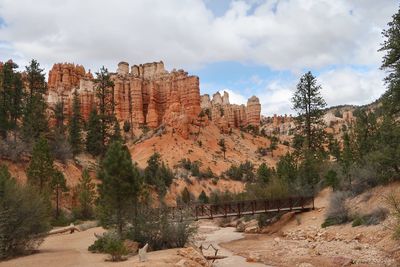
<box><xmin>225</xmin><ymin>161</ymin><xmax>255</xmax><ymax>182</ymax></box>
<box><xmin>50</xmin><ymin>210</ymin><xmax>72</xmax><ymax>227</ymax></box>
<box><xmin>128</xmin><ymin>208</ymin><xmax>197</xmax><ymax>251</ymax></box>
<box><xmin>88</xmin><ymin>231</ymin><xmax>128</xmax><ymax>262</ymax></box>
<box><xmin>0</xmin><ymin>166</ymin><xmax>51</xmax><ymax>259</ymax></box>
<box><xmin>256</xmin><ymin>147</ymin><xmax>268</xmax><ymax>156</ymax></box>
<box><xmin>385</xmin><ymin>191</ymin><xmax>400</xmax><ymax>239</ymax></box>
<box><xmin>123</xmin><ymin>121</ymin><xmax>131</xmax><ymax>133</ymax></box>
<box><xmin>322</xmin><ymin>191</ymin><xmax>350</xmax><ymax>228</ymax></box>
<box><xmin>351</xmin><ymin>208</ymin><xmax>388</xmax><ymax>227</ymax></box>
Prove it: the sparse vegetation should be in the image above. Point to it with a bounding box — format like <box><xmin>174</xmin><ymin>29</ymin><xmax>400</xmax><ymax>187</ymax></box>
<box><xmin>322</xmin><ymin>191</ymin><xmax>350</xmax><ymax>228</ymax></box>
<box><xmin>0</xmin><ymin>165</ymin><xmax>50</xmax><ymax>259</ymax></box>
<box><xmin>225</xmin><ymin>161</ymin><xmax>255</xmax><ymax>182</ymax></box>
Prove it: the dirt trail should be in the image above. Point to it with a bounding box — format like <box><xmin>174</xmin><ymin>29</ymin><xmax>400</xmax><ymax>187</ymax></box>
<box><xmin>196</xmin><ymin>221</ymin><xmax>269</xmax><ymax>266</ymax></box>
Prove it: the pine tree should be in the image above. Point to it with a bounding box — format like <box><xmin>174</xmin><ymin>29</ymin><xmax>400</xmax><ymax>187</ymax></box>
<box><xmin>86</xmin><ymin>108</ymin><xmax>103</xmax><ymax>156</ymax></box>
<box><xmin>341</xmin><ymin>131</ymin><xmax>354</xmax><ymax>187</ymax></box>
<box><xmin>181</xmin><ymin>187</ymin><xmax>191</xmax><ymax>204</ymax></box>
<box><xmin>327</xmin><ymin>133</ymin><xmax>341</xmax><ymax>161</ymax></box>
<box><xmin>27</xmin><ymin>136</ymin><xmax>54</xmax><ymax>193</ymax></box>
<box><xmin>257</xmin><ymin>163</ymin><xmax>272</xmax><ymax>184</ymax></box>
<box><xmin>22</xmin><ymin>60</ymin><xmax>48</xmax><ymax>142</ymax></box>
<box><xmin>0</xmin><ymin>61</ymin><xmax>23</xmax><ymax>141</ymax></box>
<box><xmin>324</xmin><ymin>169</ymin><xmax>339</xmax><ymax>191</ymax></box>
<box><xmin>276</xmin><ymin>153</ymin><xmax>297</xmax><ymax>188</ymax></box>
<box><xmin>68</xmin><ymin>90</ymin><xmax>82</xmax><ymax>155</ymax></box>
<box><xmin>291</xmin><ymin>71</ymin><xmax>327</xmax><ymax>153</ymax></box>
<box><xmin>159</xmin><ymin>162</ymin><xmax>174</xmax><ymax>188</ymax></box>
<box><xmin>50</xmin><ymin>170</ymin><xmax>68</xmax><ymax>218</ymax></box>
<box><xmin>77</xmin><ymin>169</ymin><xmax>96</xmax><ymax>219</ymax></box>
<box><xmin>144</xmin><ymin>152</ymin><xmax>161</xmax><ymax>186</ymax></box>
<box><xmin>218</xmin><ymin>138</ymin><xmax>226</xmax><ymax>159</ymax></box>
<box><xmin>198</xmin><ymin>190</ymin><xmax>209</xmax><ymax>204</ymax></box>
<box><xmin>53</xmin><ymin>100</ymin><xmax>65</xmax><ymax>133</ymax></box>
<box><xmin>110</xmin><ymin>117</ymin><xmax>122</xmax><ymax>143</ymax></box>
<box><xmin>94</xmin><ymin>67</ymin><xmax>114</xmax><ymax>154</ymax></box>
<box><xmin>97</xmin><ymin>141</ymin><xmax>141</xmax><ymax>237</ymax></box>
<box><xmin>379</xmin><ymin>7</ymin><xmax>400</xmax><ymax>115</ymax></box>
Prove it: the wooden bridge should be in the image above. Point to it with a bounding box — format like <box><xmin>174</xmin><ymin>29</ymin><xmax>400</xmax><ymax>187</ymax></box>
<box><xmin>160</xmin><ymin>196</ymin><xmax>314</xmax><ymax>221</ymax></box>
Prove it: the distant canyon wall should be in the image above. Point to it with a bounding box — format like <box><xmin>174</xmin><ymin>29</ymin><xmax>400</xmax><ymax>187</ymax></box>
<box><xmin>47</xmin><ymin>61</ymin><xmax>261</xmax><ymax>137</ymax></box>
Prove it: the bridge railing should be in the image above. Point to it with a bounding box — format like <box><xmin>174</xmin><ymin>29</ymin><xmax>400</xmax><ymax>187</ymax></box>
<box><xmin>190</xmin><ymin>196</ymin><xmax>314</xmax><ymax>219</ymax></box>
<box><xmin>146</xmin><ymin>196</ymin><xmax>314</xmax><ymax>221</ymax></box>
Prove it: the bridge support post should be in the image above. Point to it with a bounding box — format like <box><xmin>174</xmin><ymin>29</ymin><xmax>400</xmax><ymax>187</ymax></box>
<box><xmin>312</xmin><ymin>197</ymin><xmax>315</xmax><ymax>210</ymax></box>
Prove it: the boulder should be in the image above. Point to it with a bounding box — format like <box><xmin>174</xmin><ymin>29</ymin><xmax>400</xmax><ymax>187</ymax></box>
<box><xmin>176</xmin><ymin>247</ymin><xmax>210</xmax><ymax>267</ymax></box>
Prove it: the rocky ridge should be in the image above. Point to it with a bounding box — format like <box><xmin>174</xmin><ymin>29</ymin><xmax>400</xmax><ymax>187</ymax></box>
<box><xmin>46</xmin><ymin>61</ymin><xmax>261</xmax><ymax>138</ymax></box>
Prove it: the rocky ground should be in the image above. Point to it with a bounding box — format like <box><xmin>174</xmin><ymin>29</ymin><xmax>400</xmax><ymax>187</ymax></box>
<box><xmin>219</xmin><ymin>187</ymin><xmax>400</xmax><ymax>267</ymax></box>
<box><xmin>2</xmin><ymin>184</ymin><xmax>400</xmax><ymax>267</ymax></box>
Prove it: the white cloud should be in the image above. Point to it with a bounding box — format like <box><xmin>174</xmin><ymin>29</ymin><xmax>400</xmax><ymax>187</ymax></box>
<box><xmin>0</xmin><ymin>0</ymin><xmax>397</xmax><ymax>72</ymax></box>
<box><xmin>243</xmin><ymin>67</ymin><xmax>386</xmax><ymax>116</ymax></box>
<box><xmin>319</xmin><ymin>68</ymin><xmax>385</xmax><ymax>107</ymax></box>
<box><xmin>0</xmin><ymin>0</ymin><xmax>394</xmax><ymax>115</ymax></box>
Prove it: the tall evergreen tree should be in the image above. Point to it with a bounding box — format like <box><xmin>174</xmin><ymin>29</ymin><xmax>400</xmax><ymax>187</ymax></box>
<box><xmin>68</xmin><ymin>90</ymin><xmax>82</xmax><ymax>155</ymax></box>
<box><xmin>77</xmin><ymin>169</ymin><xmax>96</xmax><ymax>219</ymax></box>
<box><xmin>198</xmin><ymin>190</ymin><xmax>209</xmax><ymax>204</ymax></box>
<box><xmin>276</xmin><ymin>153</ymin><xmax>297</xmax><ymax>188</ymax></box>
<box><xmin>53</xmin><ymin>100</ymin><xmax>65</xmax><ymax>133</ymax></box>
<box><xmin>0</xmin><ymin>61</ymin><xmax>23</xmax><ymax>140</ymax></box>
<box><xmin>341</xmin><ymin>131</ymin><xmax>354</xmax><ymax>187</ymax></box>
<box><xmin>97</xmin><ymin>141</ymin><xmax>141</xmax><ymax>237</ymax></box>
<box><xmin>94</xmin><ymin>67</ymin><xmax>114</xmax><ymax>154</ymax></box>
<box><xmin>50</xmin><ymin>170</ymin><xmax>68</xmax><ymax>218</ymax></box>
<box><xmin>218</xmin><ymin>138</ymin><xmax>227</xmax><ymax>159</ymax></box>
<box><xmin>86</xmin><ymin>108</ymin><xmax>103</xmax><ymax>156</ymax></box>
<box><xmin>257</xmin><ymin>162</ymin><xmax>273</xmax><ymax>184</ymax></box>
<box><xmin>22</xmin><ymin>60</ymin><xmax>48</xmax><ymax>141</ymax></box>
<box><xmin>379</xmin><ymin>7</ymin><xmax>400</xmax><ymax>115</ymax></box>
<box><xmin>181</xmin><ymin>187</ymin><xmax>191</xmax><ymax>204</ymax></box>
<box><xmin>291</xmin><ymin>71</ymin><xmax>327</xmax><ymax>153</ymax></box>
<box><xmin>27</xmin><ymin>136</ymin><xmax>54</xmax><ymax>193</ymax></box>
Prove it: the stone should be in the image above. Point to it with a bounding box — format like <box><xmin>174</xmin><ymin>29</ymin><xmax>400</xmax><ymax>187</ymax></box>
<box><xmin>200</xmin><ymin>90</ymin><xmax>261</xmax><ymax>131</ymax></box>
<box><xmin>138</xmin><ymin>243</ymin><xmax>148</xmax><ymax>262</ymax></box>
<box><xmin>246</xmin><ymin>96</ymin><xmax>261</xmax><ymax>126</ymax></box>
<box><xmin>176</xmin><ymin>247</ymin><xmax>210</xmax><ymax>267</ymax></box>
<box><xmin>332</xmin><ymin>256</ymin><xmax>352</xmax><ymax>266</ymax></box>
<box><xmin>123</xmin><ymin>240</ymin><xmax>139</xmax><ymax>255</ymax></box>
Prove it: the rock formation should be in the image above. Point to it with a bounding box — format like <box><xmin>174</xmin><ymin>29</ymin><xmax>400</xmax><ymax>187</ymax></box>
<box><xmin>200</xmin><ymin>91</ymin><xmax>261</xmax><ymax>132</ymax></box>
<box><xmin>47</xmin><ymin>62</ymin><xmax>261</xmax><ymax>138</ymax></box>
<box><xmin>47</xmin><ymin>63</ymin><xmax>94</xmax><ymax>120</ymax></box>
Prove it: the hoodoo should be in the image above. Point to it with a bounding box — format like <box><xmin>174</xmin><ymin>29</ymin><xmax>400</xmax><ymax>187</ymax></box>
<box><xmin>47</xmin><ymin>61</ymin><xmax>261</xmax><ymax>137</ymax></box>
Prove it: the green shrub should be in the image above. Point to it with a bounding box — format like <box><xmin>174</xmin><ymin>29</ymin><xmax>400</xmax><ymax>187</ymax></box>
<box><xmin>351</xmin><ymin>208</ymin><xmax>388</xmax><ymax>227</ymax></box>
<box><xmin>321</xmin><ymin>191</ymin><xmax>350</xmax><ymax>228</ymax></box>
<box><xmin>128</xmin><ymin>208</ymin><xmax>197</xmax><ymax>251</ymax></box>
<box><xmin>88</xmin><ymin>231</ymin><xmax>127</xmax><ymax>262</ymax></box>
<box><xmin>0</xmin><ymin>165</ymin><xmax>51</xmax><ymax>259</ymax></box>
<box><xmin>225</xmin><ymin>161</ymin><xmax>255</xmax><ymax>182</ymax></box>
<box><xmin>351</xmin><ymin>215</ymin><xmax>365</xmax><ymax>227</ymax></box>
<box><xmin>50</xmin><ymin>211</ymin><xmax>72</xmax><ymax>227</ymax></box>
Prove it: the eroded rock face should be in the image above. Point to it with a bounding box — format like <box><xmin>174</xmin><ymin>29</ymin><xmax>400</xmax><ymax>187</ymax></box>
<box><xmin>47</xmin><ymin>61</ymin><xmax>201</xmax><ymax>138</ymax></box>
<box><xmin>47</xmin><ymin>62</ymin><xmax>261</xmax><ymax>138</ymax></box>
<box><xmin>112</xmin><ymin>61</ymin><xmax>201</xmax><ymax>136</ymax></box>
<box><xmin>47</xmin><ymin>63</ymin><xmax>95</xmax><ymax>120</ymax></box>
<box><xmin>200</xmin><ymin>91</ymin><xmax>261</xmax><ymax>132</ymax></box>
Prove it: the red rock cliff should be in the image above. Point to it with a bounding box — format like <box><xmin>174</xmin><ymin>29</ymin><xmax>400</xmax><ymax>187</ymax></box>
<box><xmin>47</xmin><ymin>62</ymin><xmax>261</xmax><ymax>138</ymax></box>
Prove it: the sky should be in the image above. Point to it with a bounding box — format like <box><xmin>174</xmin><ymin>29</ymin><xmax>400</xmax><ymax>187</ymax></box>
<box><xmin>0</xmin><ymin>0</ymin><xmax>398</xmax><ymax>115</ymax></box>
